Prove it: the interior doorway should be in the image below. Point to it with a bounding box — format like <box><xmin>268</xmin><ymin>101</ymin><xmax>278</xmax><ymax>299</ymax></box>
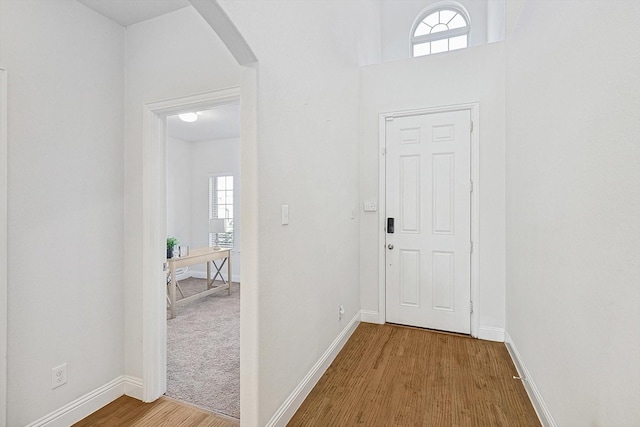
<box><xmin>140</xmin><ymin>88</ymin><xmax>240</xmax><ymax>404</ymax></box>
<box><xmin>164</xmin><ymin>104</ymin><xmax>241</xmax><ymax>418</ymax></box>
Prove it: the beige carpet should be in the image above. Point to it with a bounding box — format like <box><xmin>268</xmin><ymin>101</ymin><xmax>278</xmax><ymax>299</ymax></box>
<box><xmin>166</xmin><ymin>278</ymin><xmax>240</xmax><ymax>420</ymax></box>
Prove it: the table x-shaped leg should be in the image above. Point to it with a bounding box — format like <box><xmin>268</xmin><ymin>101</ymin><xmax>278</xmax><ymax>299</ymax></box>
<box><xmin>205</xmin><ymin>254</ymin><xmax>231</xmax><ymax>295</ymax></box>
<box><xmin>211</xmin><ymin>258</ymin><xmax>227</xmax><ymax>284</ymax></box>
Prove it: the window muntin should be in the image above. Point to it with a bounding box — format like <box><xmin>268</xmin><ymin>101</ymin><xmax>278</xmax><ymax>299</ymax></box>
<box><xmin>411</xmin><ymin>7</ymin><xmax>470</xmax><ymax>57</ymax></box>
<box><xmin>209</xmin><ymin>175</ymin><xmax>234</xmax><ymax>248</ymax></box>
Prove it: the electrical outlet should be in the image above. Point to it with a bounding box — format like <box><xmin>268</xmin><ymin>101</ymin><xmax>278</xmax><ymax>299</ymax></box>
<box><xmin>339</xmin><ymin>305</ymin><xmax>345</xmax><ymax>320</ymax></box>
<box><xmin>51</xmin><ymin>364</ymin><xmax>67</xmax><ymax>389</ymax></box>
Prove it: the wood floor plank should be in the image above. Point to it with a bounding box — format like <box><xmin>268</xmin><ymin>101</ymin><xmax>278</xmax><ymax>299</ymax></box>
<box><xmin>76</xmin><ymin>323</ymin><xmax>538</xmax><ymax>426</ymax></box>
<box><xmin>72</xmin><ymin>396</ymin><xmax>238</xmax><ymax>427</ymax></box>
<box><xmin>288</xmin><ymin>323</ymin><xmax>540</xmax><ymax>427</ymax></box>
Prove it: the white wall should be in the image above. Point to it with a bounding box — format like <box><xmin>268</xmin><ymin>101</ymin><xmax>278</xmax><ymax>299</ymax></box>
<box><xmin>505</xmin><ymin>1</ymin><xmax>640</xmax><ymax>425</ymax></box>
<box><xmin>191</xmin><ymin>138</ymin><xmax>241</xmax><ymax>281</ymax></box>
<box><xmin>504</xmin><ymin>0</ymin><xmax>525</xmax><ymax>38</ymax></box>
<box><xmin>218</xmin><ymin>1</ymin><xmax>380</xmax><ymax>424</ymax></box>
<box><xmin>0</xmin><ymin>67</ymin><xmax>7</xmax><ymax>426</ymax></box>
<box><xmin>0</xmin><ymin>1</ymin><xmax>125</xmax><ymax>424</ymax></box>
<box><xmin>381</xmin><ymin>0</ymin><xmax>490</xmax><ymax>62</ymax></box>
<box><xmin>166</xmin><ymin>136</ymin><xmax>192</xmax><ymax>247</ymax></box>
<box><xmin>357</xmin><ymin>0</ymin><xmax>383</xmax><ymax>66</ymax></box>
<box><xmin>486</xmin><ymin>0</ymin><xmax>505</xmax><ymax>43</ymax></box>
<box><xmin>124</xmin><ymin>5</ymin><xmax>240</xmax><ymax>381</ymax></box>
<box><xmin>360</xmin><ymin>42</ymin><xmax>506</xmax><ymax>338</ymax></box>
<box><xmin>166</xmin><ymin>136</ymin><xmax>241</xmax><ymax>281</ymax></box>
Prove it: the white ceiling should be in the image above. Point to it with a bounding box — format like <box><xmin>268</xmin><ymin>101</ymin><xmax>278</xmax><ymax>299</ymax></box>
<box><xmin>167</xmin><ymin>104</ymin><xmax>241</xmax><ymax>142</ymax></box>
<box><xmin>77</xmin><ymin>0</ymin><xmax>190</xmax><ymax>27</ymax></box>
<box><xmin>77</xmin><ymin>0</ymin><xmax>240</xmax><ymax>142</ymax></box>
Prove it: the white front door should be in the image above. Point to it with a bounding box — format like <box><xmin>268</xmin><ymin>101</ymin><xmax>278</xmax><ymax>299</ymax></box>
<box><xmin>385</xmin><ymin>110</ymin><xmax>471</xmax><ymax>334</ymax></box>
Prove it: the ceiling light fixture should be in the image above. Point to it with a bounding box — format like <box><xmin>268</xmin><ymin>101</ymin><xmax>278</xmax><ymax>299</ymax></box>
<box><xmin>178</xmin><ymin>112</ymin><xmax>198</xmax><ymax>122</ymax></box>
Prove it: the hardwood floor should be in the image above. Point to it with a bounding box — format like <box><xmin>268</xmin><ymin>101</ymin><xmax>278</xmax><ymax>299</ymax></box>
<box><xmin>72</xmin><ymin>396</ymin><xmax>238</xmax><ymax>427</ymax></box>
<box><xmin>288</xmin><ymin>323</ymin><xmax>540</xmax><ymax>426</ymax></box>
<box><xmin>75</xmin><ymin>323</ymin><xmax>539</xmax><ymax>426</ymax></box>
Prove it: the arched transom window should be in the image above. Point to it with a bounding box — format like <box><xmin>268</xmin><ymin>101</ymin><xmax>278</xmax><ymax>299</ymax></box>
<box><xmin>411</xmin><ymin>7</ymin><xmax>470</xmax><ymax>57</ymax></box>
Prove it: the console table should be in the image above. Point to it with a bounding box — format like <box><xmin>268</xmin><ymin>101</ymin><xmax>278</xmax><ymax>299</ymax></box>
<box><xmin>166</xmin><ymin>247</ymin><xmax>231</xmax><ymax>319</ymax></box>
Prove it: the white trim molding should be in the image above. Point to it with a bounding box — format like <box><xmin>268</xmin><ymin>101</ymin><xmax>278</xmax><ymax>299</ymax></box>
<box><xmin>477</xmin><ymin>326</ymin><xmax>504</xmax><ymax>342</ymax></box>
<box><xmin>360</xmin><ymin>310</ymin><xmax>382</xmax><ymax>324</ymax></box>
<box><xmin>141</xmin><ymin>88</ymin><xmax>241</xmax><ymax>403</ymax></box>
<box><xmin>377</xmin><ymin>103</ymin><xmax>480</xmax><ymax>338</ymax></box>
<box><xmin>504</xmin><ymin>332</ymin><xmax>557</xmax><ymax>427</ymax></box>
<box><xmin>265</xmin><ymin>312</ymin><xmax>361</xmax><ymax>427</ymax></box>
<box><xmin>24</xmin><ymin>376</ymin><xmax>141</xmax><ymax>427</ymax></box>
<box><xmin>0</xmin><ymin>66</ymin><xmax>8</xmax><ymax>427</ymax></box>
<box><xmin>123</xmin><ymin>375</ymin><xmax>144</xmax><ymax>401</ymax></box>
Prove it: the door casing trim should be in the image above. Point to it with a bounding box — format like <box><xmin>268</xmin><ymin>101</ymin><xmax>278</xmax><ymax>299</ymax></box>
<box><xmin>377</xmin><ymin>102</ymin><xmax>480</xmax><ymax>338</ymax></box>
<box><xmin>141</xmin><ymin>87</ymin><xmax>240</xmax><ymax>401</ymax></box>
<box><xmin>0</xmin><ymin>66</ymin><xmax>8</xmax><ymax>425</ymax></box>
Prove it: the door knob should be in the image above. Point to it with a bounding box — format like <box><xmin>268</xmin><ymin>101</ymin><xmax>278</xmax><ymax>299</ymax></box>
<box><xmin>387</xmin><ymin>244</ymin><xmax>394</xmax><ymax>250</ymax></box>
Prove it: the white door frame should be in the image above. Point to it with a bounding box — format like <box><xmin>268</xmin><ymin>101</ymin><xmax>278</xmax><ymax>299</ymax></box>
<box><xmin>0</xmin><ymin>66</ymin><xmax>8</xmax><ymax>425</ymax></box>
<box><xmin>141</xmin><ymin>87</ymin><xmax>240</xmax><ymax>401</ymax></box>
<box><xmin>378</xmin><ymin>103</ymin><xmax>480</xmax><ymax>338</ymax></box>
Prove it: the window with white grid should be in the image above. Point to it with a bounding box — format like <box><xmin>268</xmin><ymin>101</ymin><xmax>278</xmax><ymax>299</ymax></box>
<box><xmin>411</xmin><ymin>6</ymin><xmax>470</xmax><ymax>57</ymax></box>
<box><xmin>209</xmin><ymin>175</ymin><xmax>234</xmax><ymax>248</ymax></box>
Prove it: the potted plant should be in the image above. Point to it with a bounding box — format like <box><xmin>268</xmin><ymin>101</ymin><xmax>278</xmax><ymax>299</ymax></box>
<box><xmin>167</xmin><ymin>237</ymin><xmax>179</xmax><ymax>259</ymax></box>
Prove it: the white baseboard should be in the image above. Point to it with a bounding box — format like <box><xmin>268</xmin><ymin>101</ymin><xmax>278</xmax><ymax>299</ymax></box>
<box><xmin>123</xmin><ymin>375</ymin><xmax>144</xmax><ymax>400</ymax></box>
<box><xmin>190</xmin><ymin>271</ymin><xmax>241</xmax><ymax>283</ymax></box>
<box><xmin>265</xmin><ymin>311</ymin><xmax>361</xmax><ymax>427</ymax></box>
<box><xmin>175</xmin><ymin>271</ymin><xmax>192</xmax><ymax>281</ymax></box>
<box><xmin>477</xmin><ymin>326</ymin><xmax>505</xmax><ymax>342</ymax></box>
<box><xmin>504</xmin><ymin>332</ymin><xmax>556</xmax><ymax>427</ymax></box>
<box><xmin>360</xmin><ymin>309</ymin><xmax>382</xmax><ymax>324</ymax></box>
<box><xmin>24</xmin><ymin>375</ymin><xmax>141</xmax><ymax>427</ymax></box>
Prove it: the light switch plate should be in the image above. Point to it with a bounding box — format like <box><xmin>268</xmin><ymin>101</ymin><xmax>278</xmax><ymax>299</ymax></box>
<box><xmin>363</xmin><ymin>201</ymin><xmax>377</xmax><ymax>212</ymax></box>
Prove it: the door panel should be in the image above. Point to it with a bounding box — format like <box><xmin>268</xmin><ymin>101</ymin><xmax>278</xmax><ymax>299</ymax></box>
<box><xmin>385</xmin><ymin>110</ymin><xmax>471</xmax><ymax>334</ymax></box>
<box><xmin>433</xmin><ymin>153</ymin><xmax>454</xmax><ymax>234</ymax></box>
<box><xmin>400</xmin><ymin>156</ymin><xmax>420</xmax><ymax>233</ymax></box>
<box><xmin>400</xmin><ymin>249</ymin><xmax>420</xmax><ymax>307</ymax></box>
